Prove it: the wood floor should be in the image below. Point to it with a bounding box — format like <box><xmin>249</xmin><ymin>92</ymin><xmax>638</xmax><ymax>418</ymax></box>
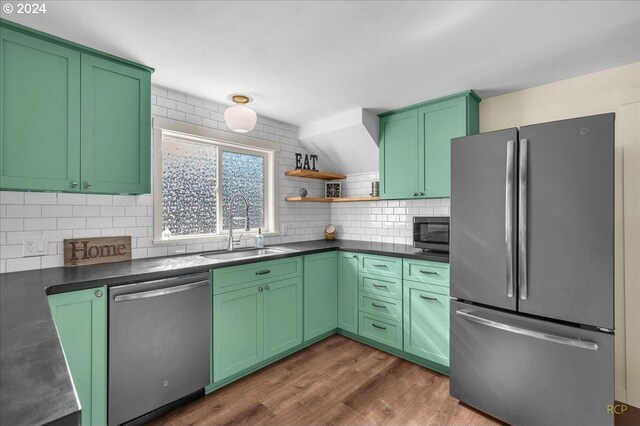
<box><xmin>148</xmin><ymin>334</ymin><xmax>502</xmax><ymax>426</ymax></box>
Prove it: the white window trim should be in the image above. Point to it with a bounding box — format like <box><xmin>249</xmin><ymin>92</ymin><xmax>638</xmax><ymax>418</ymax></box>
<box><xmin>152</xmin><ymin>117</ymin><xmax>280</xmax><ymax>245</ymax></box>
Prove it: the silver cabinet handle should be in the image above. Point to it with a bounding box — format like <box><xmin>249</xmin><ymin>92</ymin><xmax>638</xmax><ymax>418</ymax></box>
<box><xmin>84</xmin><ymin>182</ymin><xmax>92</xmax><ymax>189</ymax></box>
<box><xmin>255</xmin><ymin>270</ymin><xmax>271</xmax><ymax>276</ymax></box>
<box><xmin>95</xmin><ymin>290</ymin><xmax>103</xmax><ymax>298</ymax></box>
<box><xmin>372</xmin><ymin>284</ymin><xmax>388</xmax><ymax>289</ymax></box>
<box><xmin>505</xmin><ymin>139</ymin><xmax>516</xmax><ymax>298</ymax></box>
<box><xmin>264</xmin><ymin>285</ymin><xmax>269</xmax><ymax>291</ymax></box>
<box><xmin>419</xmin><ymin>192</ymin><xmax>425</xmax><ymax>196</ymax></box>
<box><xmin>518</xmin><ymin>138</ymin><xmax>528</xmax><ymax>300</ymax></box>
<box><xmin>352</xmin><ymin>255</ymin><xmax>358</xmax><ymax>259</ymax></box>
<box><xmin>456</xmin><ymin>310</ymin><xmax>598</xmax><ymax>351</ymax></box>
<box><xmin>373</xmin><ymin>264</ymin><xmax>388</xmax><ymax>269</ymax></box>
<box><xmin>371</xmin><ymin>303</ymin><xmax>387</xmax><ymax>309</ymax></box>
<box><xmin>70</xmin><ymin>181</ymin><xmax>79</xmax><ymax>188</ymax></box>
<box><xmin>413</xmin><ymin>192</ymin><xmax>418</xmax><ymax>196</ymax></box>
<box><xmin>113</xmin><ymin>280</ymin><xmax>209</xmax><ymax>302</ymax></box>
<box><xmin>372</xmin><ymin>323</ymin><xmax>387</xmax><ymax>330</ymax></box>
<box><xmin>258</xmin><ymin>287</ymin><xmax>263</xmax><ymax>292</ymax></box>
<box><xmin>420</xmin><ymin>295</ymin><xmax>437</xmax><ymax>301</ymax></box>
<box><xmin>419</xmin><ymin>270</ymin><xmax>438</xmax><ymax>275</ymax></box>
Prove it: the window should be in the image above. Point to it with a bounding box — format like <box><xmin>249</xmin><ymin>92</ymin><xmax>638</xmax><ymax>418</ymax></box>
<box><xmin>153</xmin><ymin>119</ymin><xmax>278</xmax><ymax>243</ymax></box>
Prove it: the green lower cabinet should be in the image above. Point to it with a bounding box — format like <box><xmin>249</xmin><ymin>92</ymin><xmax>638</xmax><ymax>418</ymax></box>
<box><xmin>337</xmin><ymin>252</ymin><xmax>359</xmax><ymax>333</ymax></box>
<box><xmin>403</xmin><ymin>282</ymin><xmax>450</xmax><ymax>366</ymax></box>
<box><xmin>213</xmin><ymin>275</ymin><xmax>303</xmax><ymax>384</ymax></box>
<box><xmin>213</xmin><ymin>285</ymin><xmax>263</xmax><ymax>383</ymax></box>
<box><xmin>303</xmin><ymin>252</ymin><xmax>338</xmax><ymax>341</ymax></box>
<box><xmin>263</xmin><ymin>277</ymin><xmax>303</xmax><ymax>359</ymax></box>
<box><xmin>48</xmin><ymin>287</ymin><xmax>107</xmax><ymax>426</ymax></box>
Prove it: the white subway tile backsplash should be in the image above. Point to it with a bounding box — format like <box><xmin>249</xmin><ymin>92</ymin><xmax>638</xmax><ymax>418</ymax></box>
<box><xmin>6</xmin><ymin>257</ymin><xmax>41</xmax><ymax>272</ymax></box>
<box><xmin>1</xmin><ymin>191</ymin><xmax>24</xmax><ymax>204</ymax></box>
<box><xmin>24</xmin><ymin>192</ymin><xmax>57</xmax><ymax>205</ymax></box>
<box><xmin>73</xmin><ymin>206</ymin><xmax>100</xmax><ymax>217</ymax></box>
<box><xmin>24</xmin><ymin>218</ymin><xmax>57</xmax><ymax>231</ymax></box>
<box><xmin>7</xmin><ymin>205</ymin><xmax>41</xmax><ymax>218</ymax></box>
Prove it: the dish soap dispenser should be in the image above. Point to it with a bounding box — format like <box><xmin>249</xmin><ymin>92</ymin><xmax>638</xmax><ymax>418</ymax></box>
<box><xmin>255</xmin><ymin>228</ymin><xmax>265</xmax><ymax>248</ymax></box>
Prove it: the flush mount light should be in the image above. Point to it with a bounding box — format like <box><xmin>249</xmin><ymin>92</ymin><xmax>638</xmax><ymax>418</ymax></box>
<box><xmin>224</xmin><ymin>94</ymin><xmax>257</xmax><ymax>133</ymax></box>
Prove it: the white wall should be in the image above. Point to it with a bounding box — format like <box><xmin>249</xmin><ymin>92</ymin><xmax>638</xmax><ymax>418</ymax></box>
<box><xmin>0</xmin><ymin>86</ymin><xmax>331</xmax><ymax>273</ymax></box>
<box><xmin>479</xmin><ymin>62</ymin><xmax>640</xmax><ymax>406</ymax></box>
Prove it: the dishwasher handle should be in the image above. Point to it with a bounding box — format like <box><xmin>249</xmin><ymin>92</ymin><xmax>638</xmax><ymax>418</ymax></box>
<box><xmin>113</xmin><ymin>280</ymin><xmax>209</xmax><ymax>303</ymax></box>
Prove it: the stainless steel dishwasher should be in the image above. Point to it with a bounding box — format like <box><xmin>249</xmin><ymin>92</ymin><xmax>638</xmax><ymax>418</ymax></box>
<box><xmin>109</xmin><ymin>273</ymin><xmax>210</xmax><ymax>426</ymax></box>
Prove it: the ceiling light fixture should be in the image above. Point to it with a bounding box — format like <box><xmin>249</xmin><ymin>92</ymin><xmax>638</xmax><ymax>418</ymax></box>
<box><xmin>224</xmin><ymin>94</ymin><xmax>257</xmax><ymax>133</ymax></box>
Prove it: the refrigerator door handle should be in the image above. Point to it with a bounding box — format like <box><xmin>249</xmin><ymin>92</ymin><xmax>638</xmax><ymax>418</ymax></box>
<box><xmin>518</xmin><ymin>138</ymin><xmax>529</xmax><ymax>300</ymax></box>
<box><xmin>505</xmin><ymin>140</ymin><xmax>516</xmax><ymax>298</ymax></box>
<box><xmin>455</xmin><ymin>309</ymin><xmax>598</xmax><ymax>351</ymax></box>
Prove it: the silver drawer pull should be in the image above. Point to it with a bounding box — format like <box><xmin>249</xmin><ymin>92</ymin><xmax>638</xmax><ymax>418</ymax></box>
<box><xmin>419</xmin><ymin>270</ymin><xmax>438</xmax><ymax>275</ymax></box>
<box><xmin>372</xmin><ymin>284</ymin><xmax>388</xmax><ymax>289</ymax></box>
<box><xmin>372</xmin><ymin>323</ymin><xmax>387</xmax><ymax>330</ymax></box>
<box><xmin>371</xmin><ymin>303</ymin><xmax>387</xmax><ymax>309</ymax></box>
<box><xmin>456</xmin><ymin>310</ymin><xmax>598</xmax><ymax>351</ymax></box>
<box><xmin>255</xmin><ymin>270</ymin><xmax>271</xmax><ymax>276</ymax></box>
<box><xmin>373</xmin><ymin>264</ymin><xmax>388</xmax><ymax>269</ymax></box>
<box><xmin>420</xmin><ymin>295</ymin><xmax>438</xmax><ymax>301</ymax></box>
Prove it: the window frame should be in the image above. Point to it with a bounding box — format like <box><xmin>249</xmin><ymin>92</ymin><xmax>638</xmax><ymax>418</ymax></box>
<box><xmin>152</xmin><ymin>118</ymin><xmax>280</xmax><ymax>245</ymax></box>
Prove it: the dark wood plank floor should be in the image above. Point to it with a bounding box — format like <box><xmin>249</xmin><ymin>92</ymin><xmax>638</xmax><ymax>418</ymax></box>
<box><xmin>148</xmin><ymin>334</ymin><xmax>502</xmax><ymax>425</ymax></box>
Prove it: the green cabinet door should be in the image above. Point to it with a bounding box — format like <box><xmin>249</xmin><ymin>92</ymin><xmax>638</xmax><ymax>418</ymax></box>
<box><xmin>303</xmin><ymin>252</ymin><xmax>338</xmax><ymax>341</ymax></box>
<box><xmin>213</xmin><ymin>285</ymin><xmax>263</xmax><ymax>383</ymax></box>
<box><xmin>80</xmin><ymin>54</ymin><xmax>151</xmax><ymax>194</ymax></box>
<box><xmin>403</xmin><ymin>282</ymin><xmax>450</xmax><ymax>366</ymax></box>
<box><xmin>1</xmin><ymin>28</ymin><xmax>81</xmax><ymax>192</ymax></box>
<box><xmin>379</xmin><ymin>109</ymin><xmax>419</xmax><ymax>199</ymax></box>
<box><xmin>263</xmin><ymin>277</ymin><xmax>303</xmax><ymax>359</ymax></box>
<box><xmin>418</xmin><ymin>96</ymin><xmax>468</xmax><ymax>198</ymax></box>
<box><xmin>48</xmin><ymin>287</ymin><xmax>107</xmax><ymax>426</ymax></box>
<box><xmin>337</xmin><ymin>252</ymin><xmax>359</xmax><ymax>333</ymax></box>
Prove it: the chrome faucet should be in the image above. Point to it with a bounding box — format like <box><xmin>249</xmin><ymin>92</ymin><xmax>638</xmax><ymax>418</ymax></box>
<box><xmin>228</xmin><ymin>194</ymin><xmax>251</xmax><ymax>251</ymax></box>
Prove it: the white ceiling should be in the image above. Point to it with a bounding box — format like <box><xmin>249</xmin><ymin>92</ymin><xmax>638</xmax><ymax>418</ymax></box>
<box><xmin>4</xmin><ymin>1</ymin><xmax>639</xmax><ymax>127</ymax></box>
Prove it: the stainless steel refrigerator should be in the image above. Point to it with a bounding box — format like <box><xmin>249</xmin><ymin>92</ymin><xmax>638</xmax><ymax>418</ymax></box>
<box><xmin>449</xmin><ymin>113</ymin><xmax>615</xmax><ymax>426</ymax></box>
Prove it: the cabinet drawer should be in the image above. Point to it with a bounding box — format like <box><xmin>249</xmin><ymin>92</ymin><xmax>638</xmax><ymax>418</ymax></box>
<box><xmin>360</xmin><ymin>274</ymin><xmax>402</xmax><ymax>300</ymax></box>
<box><xmin>359</xmin><ymin>254</ymin><xmax>402</xmax><ymax>278</ymax></box>
<box><xmin>403</xmin><ymin>259</ymin><xmax>449</xmax><ymax>286</ymax></box>
<box><xmin>359</xmin><ymin>312</ymin><xmax>402</xmax><ymax>350</ymax></box>
<box><xmin>213</xmin><ymin>257</ymin><xmax>302</xmax><ymax>294</ymax></box>
<box><xmin>359</xmin><ymin>293</ymin><xmax>402</xmax><ymax>322</ymax></box>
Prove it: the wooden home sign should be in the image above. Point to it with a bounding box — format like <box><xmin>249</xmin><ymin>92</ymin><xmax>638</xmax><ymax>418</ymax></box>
<box><xmin>64</xmin><ymin>236</ymin><xmax>132</xmax><ymax>267</ymax></box>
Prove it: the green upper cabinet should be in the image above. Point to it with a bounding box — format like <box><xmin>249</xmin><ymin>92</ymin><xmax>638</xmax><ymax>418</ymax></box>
<box><xmin>379</xmin><ymin>109</ymin><xmax>419</xmax><ymax>199</ymax></box>
<box><xmin>303</xmin><ymin>252</ymin><xmax>338</xmax><ymax>341</ymax></box>
<box><xmin>48</xmin><ymin>287</ymin><xmax>107</xmax><ymax>426</ymax></box>
<box><xmin>0</xmin><ymin>28</ymin><xmax>81</xmax><ymax>192</ymax></box>
<box><xmin>80</xmin><ymin>54</ymin><xmax>150</xmax><ymax>194</ymax></box>
<box><xmin>379</xmin><ymin>91</ymin><xmax>480</xmax><ymax>199</ymax></box>
<box><xmin>337</xmin><ymin>251</ymin><xmax>359</xmax><ymax>334</ymax></box>
<box><xmin>0</xmin><ymin>20</ymin><xmax>152</xmax><ymax>194</ymax></box>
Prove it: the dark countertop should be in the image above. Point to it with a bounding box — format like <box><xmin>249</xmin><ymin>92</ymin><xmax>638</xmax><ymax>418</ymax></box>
<box><xmin>0</xmin><ymin>239</ymin><xmax>447</xmax><ymax>426</ymax></box>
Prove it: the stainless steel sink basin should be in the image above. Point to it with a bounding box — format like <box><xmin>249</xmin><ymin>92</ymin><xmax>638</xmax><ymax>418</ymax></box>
<box><xmin>199</xmin><ymin>247</ymin><xmax>292</xmax><ymax>261</ymax></box>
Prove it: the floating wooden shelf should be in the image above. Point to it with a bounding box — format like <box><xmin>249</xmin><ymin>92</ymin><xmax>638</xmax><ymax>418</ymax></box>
<box><xmin>284</xmin><ymin>169</ymin><xmax>346</xmax><ymax>180</ymax></box>
<box><xmin>285</xmin><ymin>196</ymin><xmax>380</xmax><ymax>203</ymax></box>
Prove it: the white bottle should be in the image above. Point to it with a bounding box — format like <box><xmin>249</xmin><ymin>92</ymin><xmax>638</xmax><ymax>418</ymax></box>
<box><xmin>255</xmin><ymin>227</ymin><xmax>265</xmax><ymax>248</ymax></box>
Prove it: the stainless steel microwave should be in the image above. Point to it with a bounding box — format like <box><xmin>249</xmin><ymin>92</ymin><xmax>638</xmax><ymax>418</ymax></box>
<box><xmin>413</xmin><ymin>216</ymin><xmax>450</xmax><ymax>253</ymax></box>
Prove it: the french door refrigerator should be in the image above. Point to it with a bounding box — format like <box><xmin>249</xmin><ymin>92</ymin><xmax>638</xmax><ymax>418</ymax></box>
<box><xmin>449</xmin><ymin>113</ymin><xmax>615</xmax><ymax>426</ymax></box>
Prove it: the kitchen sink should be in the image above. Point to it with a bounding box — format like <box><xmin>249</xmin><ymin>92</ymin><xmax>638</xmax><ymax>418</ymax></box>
<box><xmin>199</xmin><ymin>247</ymin><xmax>293</xmax><ymax>261</ymax></box>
